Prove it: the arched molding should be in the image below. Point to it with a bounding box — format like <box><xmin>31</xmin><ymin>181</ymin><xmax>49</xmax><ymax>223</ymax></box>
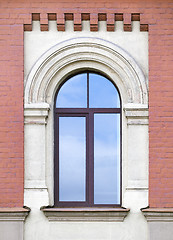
<box><xmin>24</xmin><ymin>37</ymin><xmax>148</xmax><ymax>106</ymax></box>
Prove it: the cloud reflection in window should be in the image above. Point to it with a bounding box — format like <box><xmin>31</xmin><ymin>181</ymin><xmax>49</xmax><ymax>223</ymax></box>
<box><xmin>56</xmin><ymin>73</ymin><xmax>87</xmax><ymax>108</ymax></box>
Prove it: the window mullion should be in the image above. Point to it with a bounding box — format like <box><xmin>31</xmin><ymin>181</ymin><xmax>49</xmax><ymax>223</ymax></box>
<box><xmin>88</xmin><ymin>110</ymin><xmax>94</xmax><ymax>206</ymax></box>
<box><xmin>87</xmin><ymin>72</ymin><xmax>89</xmax><ymax>108</ymax></box>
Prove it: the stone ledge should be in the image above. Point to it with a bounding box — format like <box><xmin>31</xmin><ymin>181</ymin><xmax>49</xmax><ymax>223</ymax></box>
<box><xmin>142</xmin><ymin>208</ymin><xmax>173</xmax><ymax>222</ymax></box>
<box><xmin>41</xmin><ymin>207</ymin><xmax>130</xmax><ymax>222</ymax></box>
<box><xmin>0</xmin><ymin>208</ymin><xmax>30</xmax><ymax>221</ymax></box>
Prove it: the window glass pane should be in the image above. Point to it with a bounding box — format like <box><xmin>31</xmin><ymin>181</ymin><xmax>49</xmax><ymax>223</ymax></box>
<box><xmin>56</xmin><ymin>73</ymin><xmax>87</xmax><ymax>108</ymax></box>
<box><xmin>89</xmin><ymin>73</ymin><xmax>120</xmax><ymax>108</ymax></box>
<box><xmin>94</xmin><ymin>114</ymin><xmax>120</xmax><ymax>204</ymax></box>
<box><xmin>59</xmin><ymin>117</ymin><xmax>86</xmax><ymax>201</ymax></box>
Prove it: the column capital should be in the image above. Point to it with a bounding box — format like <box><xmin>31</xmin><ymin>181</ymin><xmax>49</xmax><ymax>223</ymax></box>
<box><xmin>24</xmin><ymin>103</ymin><xmax>50</xmax><ymax>125</ymax></box>
<box><xmin>124</xmin><ymin>104</ymin><xmax>148</xmax><ymax>125</ymax></box>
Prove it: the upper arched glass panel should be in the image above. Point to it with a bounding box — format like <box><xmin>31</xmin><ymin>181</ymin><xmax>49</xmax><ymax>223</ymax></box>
<box><xmin>56</xmin><ymin>73</ymin><xmax>87</xmax><ymax>108</ymax></box>
<box><xmin>56</xmin><ymin>73</ymin><xmax>120</xmax><ymax>108</ymax></box>
<box><xmin>89</xmin><ymin>73</ymin><xmax>120</xmax><ymax>108</ymax></box>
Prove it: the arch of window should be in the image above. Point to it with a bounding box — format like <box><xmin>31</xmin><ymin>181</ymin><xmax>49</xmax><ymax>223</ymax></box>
<box><xmin>54</xmin><ymin>72</ymin><xmax>121</xmax><ymax>207</ymax></box>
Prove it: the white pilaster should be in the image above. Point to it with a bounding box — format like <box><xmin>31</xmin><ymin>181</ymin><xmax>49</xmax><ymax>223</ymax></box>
<box><xmin>24</xmin><ymin>103</ymin><xmax>50</xmax><ymax>207</ymax></box>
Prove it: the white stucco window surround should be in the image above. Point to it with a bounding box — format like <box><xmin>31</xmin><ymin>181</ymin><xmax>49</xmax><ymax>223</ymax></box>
<box><xmin>24</xmin><ymin>37</ymin><xmax>148</xmax><ymax>222</ymax></box>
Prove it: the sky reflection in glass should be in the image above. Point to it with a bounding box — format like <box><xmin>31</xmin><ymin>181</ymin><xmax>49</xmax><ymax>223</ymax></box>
<box><xmin>56</xmin><ymin>72</ymin><xmax>121</xmax><ymax>205</ymax></box>
<box><xmin>56</xmin><ymin>72</ymin><xmax>120</xmax><ymax>109</ymax></box>
<box><xmin>56</xmin><ymin>73</ymin><xmax>87</xmax><ymax>108</ymax></box>
<box><xmin>89</xmin><ymin>73</ymin><xmax>120</xmax><ymax>108</ymax></box>
<box><xmin>59</xmin><ymin>117</ymin><xmax>86</xmax><ymax>201</ymax></box>
<box><xmin>94</xmin><ymin>114</ymin><xmax>120</xmax><ymax>204</ymax></box>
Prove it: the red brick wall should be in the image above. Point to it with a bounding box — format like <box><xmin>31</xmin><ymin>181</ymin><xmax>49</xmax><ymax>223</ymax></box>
<box><xmin>0</xmin><ymin>0</ymin><xmax>172</xmax><ymax>207</ymax></box>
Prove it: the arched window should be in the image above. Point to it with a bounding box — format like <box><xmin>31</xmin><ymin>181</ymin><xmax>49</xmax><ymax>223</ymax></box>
<box><xmin>54</xmin><ymin>72</ymin><xmax>121</xmax><ymax>207</ymax></box>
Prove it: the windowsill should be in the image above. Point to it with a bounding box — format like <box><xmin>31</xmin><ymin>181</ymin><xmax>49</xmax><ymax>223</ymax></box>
<box><xmin>0</xmin><ymin>207</ymin><xmax>30</xmax><ymax>221</ymax></box>
<box><xmin>141</xmin><ymin>208</ymin><xmax>173</xmax><ymax>222</ymax></box>
<box><xmin>41</xmin><ymin>207</ymin><xmax>130</xmax><ymax>222</ymax></box>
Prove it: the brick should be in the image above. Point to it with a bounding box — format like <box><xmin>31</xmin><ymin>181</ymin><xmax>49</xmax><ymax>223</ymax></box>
<box><xmin>107</xmin><ymin>13</ymin><xmax>114</xmax><ymax>31</ymax></box>
<box><xmin>48</xmin><ymin>13</ymin><xmax>56</xmax><ymax>21</ymax></box>
<box><xmin>81</xmin><ymin>13</ymin><xmax>90</xmax><ymax>21</ymax></box>
<box><xmin>115</xmin><ymin>13</ymin><xmax>123</xmax><ymax>21</ymax></box>
<box><xmin>124</xmin><ymin>24</ymin><xmax>132</xmax><ymax>31</ymax></box>
<box><xmin>65</xmin><ymin>13</ymin><xmax>73</xmax><ymax>20</ymax></box>
<box><xmin>74</xmin><ymin>13</ymin><xmax>82</xmax><ymax>31</ymax></box>
<box><xmin>24</xmin><ymin>24</ymin><xmax>32</xmax><ymax>31</ymax></box>
<box><xmin>140</xmin><ymin>24</ymin><xmax>148</xmax><ymax>31</ymax></box>
<box><xmin>98</xmin><ymin>13</ymin><xmax>107</xmax><ymax>21</ymax></box>
<box><xmin>90</xmin><ymin>13</ymin><xmax>98</xmax><ymax>31</ymax></box>
<box><xmin>57</xmin><ymin>24</ymin><xmax>65</xmax><ymax>31</ymax></box>
<box><xmin>131</xmin><ymin>13</ymin><xmax>140</xmax><ymax>21</ymax></box>
<box><xmin>40</xmin><ymin>13</ymin><xmax>48</xmax><ymax>25</ymax></box>
<box><xmin>32</xmin><ymin>13</ymin><xmax>40</xmax><ymax>21</ymax></box>
<box><xmin>40</xmin><ymin>24</ymin><xmax>48</xmax><ymax>31</ymax></box>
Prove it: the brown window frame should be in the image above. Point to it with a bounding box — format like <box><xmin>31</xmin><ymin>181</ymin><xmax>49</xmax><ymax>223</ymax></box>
<box><xmin>54</xmin><ymin>71</ymin><xmax>122</xmax><ymax>207</ymax></box>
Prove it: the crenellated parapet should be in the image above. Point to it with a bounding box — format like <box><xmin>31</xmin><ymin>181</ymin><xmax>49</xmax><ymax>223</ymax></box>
<box><xmin>24</xmin><ymin>13</ymin><xmax>148</xmax><ymax>32</ymax></box>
